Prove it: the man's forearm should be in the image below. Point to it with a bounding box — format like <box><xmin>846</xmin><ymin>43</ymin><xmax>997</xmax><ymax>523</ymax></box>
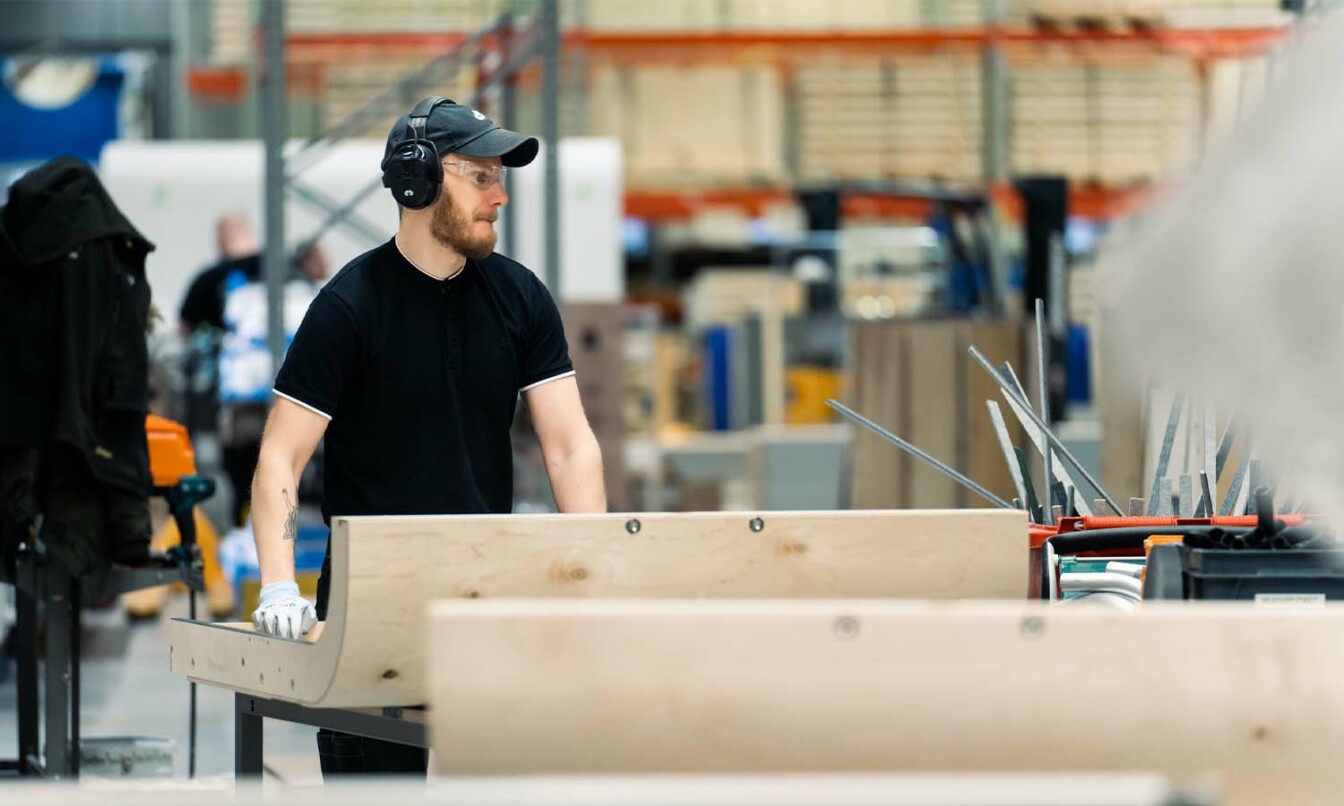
<box><xmin>545</xmin><ymin>434</ymin><xmax>606</xmax><ymax>513</ymax></box>
<box><xmin>251</xmin><ymin>453</ymin><xmax>302</xmax><ymax>586</ymax></box>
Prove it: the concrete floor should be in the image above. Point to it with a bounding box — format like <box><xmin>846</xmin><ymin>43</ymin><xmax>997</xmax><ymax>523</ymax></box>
<box><xmin>0</xmin><ymin>591</ymin><xmax>321</xmax><ymax>783</ymax></box>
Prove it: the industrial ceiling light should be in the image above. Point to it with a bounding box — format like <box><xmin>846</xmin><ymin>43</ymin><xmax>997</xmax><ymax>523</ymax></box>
<box><xmin>4</xmin><ymin>57</ymin><xmax>99</xmax><ymax>109</ymax></box>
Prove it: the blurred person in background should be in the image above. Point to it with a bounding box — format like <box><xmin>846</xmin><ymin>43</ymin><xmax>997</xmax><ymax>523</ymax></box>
<box><xmin>178</xmin><ymin>213</ymin><xmax>260</xmax><ymax>437</ymax></box>
<box><xmin>213</xmin><ymin>238</ymin><xmax>330</xmax><ymax>528</ymax></box>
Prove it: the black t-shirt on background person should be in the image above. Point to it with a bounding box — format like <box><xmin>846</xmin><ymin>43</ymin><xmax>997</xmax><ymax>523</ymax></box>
<box><xmin>272</xmin><ymin>238</ymin><xmax>574</xmax><ymax>524</ymax></box>
<box><xmin>179</xmin><ymin>254</ymin><xmax>262</xmax><ymax>331</ymax></box>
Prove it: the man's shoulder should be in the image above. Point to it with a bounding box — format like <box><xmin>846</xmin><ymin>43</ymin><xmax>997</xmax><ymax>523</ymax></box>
<box><xmin>477</xmin><ymin>252</ymin><xmax>546</xmax><ymax>300</ymax></box>
<box><xmin>323</xmin><ymin>240</ymin><xmax>397</xmax><ymax>302</ymax></box>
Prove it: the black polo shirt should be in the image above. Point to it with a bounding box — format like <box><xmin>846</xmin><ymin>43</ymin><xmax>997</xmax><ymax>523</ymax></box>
<box><xmin>272</xmin><ymin>238</ymin><xmax>573</xmax><ymax>522</ymax></box>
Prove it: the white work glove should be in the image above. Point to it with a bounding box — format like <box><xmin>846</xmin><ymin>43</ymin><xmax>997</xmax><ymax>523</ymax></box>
<box><xmin>251</xmin><ymin>580</ymin><xmax>318</xmax><ymax>639</ymax></box>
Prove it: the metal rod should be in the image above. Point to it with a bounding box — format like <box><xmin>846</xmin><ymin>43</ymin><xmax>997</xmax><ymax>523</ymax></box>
<box><xmin>1203</xmin><ymin>403</ymin><xmax>1217</xmax><ymax>497</ymax></box>
<box><xmin>1246</xmin><ymin>460</ymin><xmax>1262</xmax><ymax>515</ymax></box>
<box><xmin>541</xmin><ymin>0</ymin><xmax>561</xmax><ymax>297</ymax></box>
<box><xmin>1199</xmin><ymin>471</ymin><xmax>1214</xmax><ymax>520</ymax></box>
<box><xmin>986</xmin><ymin>401</ymin><xmax>1028</xmax><ymax>506</ymax></box>
<box><xmin>1146</xmin><ymin>393</ymin><xmax>1185</xmax><ymax>516</ymax></box>
<box><xmin>827</xmin><ymin>399</ymin><xmax>1012</xmax><ymax>509</ymax></box>
<box><xmin>969</xmin><ymin>346</ymin><xmax>1122</xmax><ymax>514</ymax></box>
<box><xmin>45</xmin><ymin>559</ymin><xmax>71</xmax><ymax>778</ymax></box>
<box><xmin>1220</xmin><ymin>450</ymin><xmax>1251</xmax><ymax>517</ymax></box>
<box><xmin>993</xmin><ymin>362</ymin><xmax>1092</xmax><ymax>517</ymax></box>
<box><xmin>189</xmin><ymin>584</ymin><xmax>197</xmax><ymax>778</ymax></box>
<box><xmin>500</xmin><ymin>11</ymin><xmax>517</xmax><ymax>259</ymax></box>
<box><xmin>1015</xmin><ymin>449</ymin><xmax>1043</xmax><ymax>522</ymax></box>
<box><xmin>1034</xmin><ymin>298</ymin><xmax>1052</xmax><ymax>522</ymax></box>
<box><xmin>289</xmin><ymin>179</ymin><xmax>389</xmax><ymax>245</ymax></box>
<box><xmin>259</xmin><ymin>0</ymin><xmax>287</xmax><ymax>390</ymax></box>
<box><xmin>70</xmin><ymin>582</ymin><xmax>80</xmax><ymax>778</ymax></box>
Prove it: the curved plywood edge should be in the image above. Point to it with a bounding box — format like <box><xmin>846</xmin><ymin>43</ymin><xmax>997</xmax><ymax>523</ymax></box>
<box><xmin>174</xmin><ymin>510</ymin><xmax>1026</xmax><ymax>708</ymax></box>
<box><xmin>167</xmin><ymin>619</ymin><xmax>338</xmax><ymax>705</ymax></box>
<box><xmin>425</xmin><ymin>599</ymin><xmax>1344</xmax><ymax>804</ymax></box>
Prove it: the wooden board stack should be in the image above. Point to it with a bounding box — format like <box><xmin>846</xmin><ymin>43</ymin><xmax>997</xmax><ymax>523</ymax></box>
<box><xmin>589</xmin><ymin>64</ymin><xmax>787</xmax><ymax>188</ymax></box>
<box><xmin>1011</xmin><ymin>55</ymin><xmax>1200</xmax><ymax>185</ymax></box>
<box><xmin>796</xmin><ymin>55</ymin><xmax>983</xmax><ymax>185</ymax></box>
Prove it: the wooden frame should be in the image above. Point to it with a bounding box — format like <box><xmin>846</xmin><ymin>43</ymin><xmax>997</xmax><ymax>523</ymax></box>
<box><xmin>169</xmin><ymin>509</ymin><xmax>1026</xmax><ymax>708</ymax></box>
<box><xmin>426</xmin><ymin>599</ymin><xmax>1344</xmax><ymax>804</ymax></box>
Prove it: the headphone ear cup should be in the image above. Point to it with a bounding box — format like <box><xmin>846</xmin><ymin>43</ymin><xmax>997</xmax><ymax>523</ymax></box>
<box><xmin>383</xmin><ymin>142</ymin><xmax>442</xmax><ymax>210</ymax></box>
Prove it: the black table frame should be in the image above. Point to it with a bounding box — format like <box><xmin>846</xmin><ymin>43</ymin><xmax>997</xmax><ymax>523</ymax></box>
<box><xmin>234</xmin><ymin>693</ymin><xmax>429</xmax><ymax>776</ymax></box>
<box><xmin>3</xmin><ymin>545</ymin><xmax>196</xmax><ymax>779</ymax></box>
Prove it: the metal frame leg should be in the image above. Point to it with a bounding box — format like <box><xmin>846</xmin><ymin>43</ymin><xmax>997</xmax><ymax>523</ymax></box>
<box><xmin>69</xmin><ymin>583</ymin><xmax>80</xmax><ymax>777</ymax></box>
<box><xmin>43</xmin><ymin>560</ymin><xmax>71</xmax><ymax>779</ymax></box>
<box><xmin>15</xmin><ymin>551</ymin><xmax>39</xmax><ymax>774</ymax></box>
<box><xmin>235</xmin><ymin>693</ymin><xmax>263</xmax><ymax>777</ymax></box>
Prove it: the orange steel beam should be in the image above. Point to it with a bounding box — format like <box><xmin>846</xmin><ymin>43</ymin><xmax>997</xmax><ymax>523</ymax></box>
<box><xmin>274</xmin><ymin>26</ymin><xmax>1287</xmax><ymax>65</ymax></box>
<box><xmin>624</xmin><ymin>183</ymin><xmax>1157</xmax><ymax>222</ymax></box>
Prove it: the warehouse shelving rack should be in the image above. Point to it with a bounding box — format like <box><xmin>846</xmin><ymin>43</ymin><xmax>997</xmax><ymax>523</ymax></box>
<box><xmin>188</xmin><ymin>18</ymin><xmax>1288</xmax><ymax>223</ymax></box>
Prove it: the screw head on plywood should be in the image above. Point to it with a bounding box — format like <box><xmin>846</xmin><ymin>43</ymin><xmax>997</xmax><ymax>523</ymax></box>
<box><xmin>1020</xmin><ymin>616</ymin><xmax>1046</xmax><ymax>640</ymax></box>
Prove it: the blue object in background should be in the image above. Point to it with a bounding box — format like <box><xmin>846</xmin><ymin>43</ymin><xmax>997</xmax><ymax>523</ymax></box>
<box><xmin>703</xmin><ymin>326</ymin><xmax>733</xmax><ymax>431</ymax></box>
<box><xmin>224</xmin><ymin>524</ymin><xmax>328</xmax><ymax>615</ymax></box>
<box><xmin>1065</xmin><ymin>323</ymin><xmax>1092</xmax><ymax>404</ymax></box>
<box><xmin>0</xmin><ymin>56</ymin><xmax>125</xmax><ymax>165</ymax></box>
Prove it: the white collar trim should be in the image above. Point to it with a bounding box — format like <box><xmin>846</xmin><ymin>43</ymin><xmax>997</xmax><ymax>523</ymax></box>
<box><xmin>395</xmin><ymin>236</ymin><xmax>465</xmax><ymax>281</ymax></box>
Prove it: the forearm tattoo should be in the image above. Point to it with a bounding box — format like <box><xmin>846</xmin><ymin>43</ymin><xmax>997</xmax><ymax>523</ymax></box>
<box><xmin>282</xmin><ymin>488</ymin><xmax>298</xmax><ymax>542</ymax></box>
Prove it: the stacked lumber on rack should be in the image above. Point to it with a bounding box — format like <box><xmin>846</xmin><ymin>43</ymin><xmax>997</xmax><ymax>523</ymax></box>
<box><xmin>1015</xmin><ymin>0</ymin><xmax>1290</xmax><ymax>30</ymax></box>
<box><xmin>795</xmin><ymin>55</ymin><xmax>983</xmax><ymax>185</ymax></box>
<box><xmin>589</xmin><ymin>64</ymin><xmax>786</xmax><ymax>188</ymax></box>
<box><xmin>1011</xmin><ymin>55</ymin><xmax>1200</xmax><ymax>185</ymax></box>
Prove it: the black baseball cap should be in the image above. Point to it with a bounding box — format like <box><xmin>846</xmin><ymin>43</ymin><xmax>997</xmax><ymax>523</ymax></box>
<box><xmin>384</xmin><ymin>99</ymin><xmax>539</xmax><ymax>168</ymax></box>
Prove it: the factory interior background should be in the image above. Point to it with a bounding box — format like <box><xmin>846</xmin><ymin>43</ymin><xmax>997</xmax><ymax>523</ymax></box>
<box><xmin>2</xmin><ymin>0</ymin><xmax>1342</xmax><ymax>801</ymax></box>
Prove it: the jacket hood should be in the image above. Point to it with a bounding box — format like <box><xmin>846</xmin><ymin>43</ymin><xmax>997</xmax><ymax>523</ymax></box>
<box><xmin>0</xmin><ymin>156</ymin><xmax>154</xmax><ymax>267</ymax></box>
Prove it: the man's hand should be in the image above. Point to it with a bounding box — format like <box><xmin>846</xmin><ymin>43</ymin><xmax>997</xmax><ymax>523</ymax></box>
<box><xmin>251</xmin><ymin>580</ymin><xmax>318</xmax><ymax>639</ymax></box>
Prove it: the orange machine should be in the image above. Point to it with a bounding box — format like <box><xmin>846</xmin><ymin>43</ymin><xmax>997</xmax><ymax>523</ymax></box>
<box><xmin>128</xmin><ymin>415</ymin><xmax>231</xmax><ymax>618</ymax></box>
<box><xmin>146</xmin><ymin>414</ymin><xmax>198</xmax><ymax>488</ymax></box>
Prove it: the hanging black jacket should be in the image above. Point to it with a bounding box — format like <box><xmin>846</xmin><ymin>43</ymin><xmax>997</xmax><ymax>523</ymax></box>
<box><xmin>0</xmin><ymin>156</ymin><xmax>156</xmax><ymax>587</ymax></box>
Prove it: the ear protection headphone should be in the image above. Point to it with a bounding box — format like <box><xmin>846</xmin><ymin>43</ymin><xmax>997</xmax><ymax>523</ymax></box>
<box><xmin>381</xmin><ymin>96</ymin><xmax>452</xmax><ymax>210</ymax></box>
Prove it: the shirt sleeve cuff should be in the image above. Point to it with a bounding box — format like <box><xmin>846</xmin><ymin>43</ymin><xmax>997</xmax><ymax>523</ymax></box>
<box><xmin>519</xmin><ymin>370</ymin><xmax>576</xmax><ymax>393</ymax></box>
<box><xmin>273</xmin><ymin>389</ymin><xmax>333</xmax><ymax>420</ymax></box>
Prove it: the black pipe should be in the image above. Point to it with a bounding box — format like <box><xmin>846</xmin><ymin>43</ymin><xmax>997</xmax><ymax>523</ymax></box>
<box><xmin>1254</xmin><ymin>486</ymin><xmax>1275</xmax><ymax>534</ymax></box>
<box><xmin>1045</xmin><ymin>525</ymin><xmax>1250</xmax><ymax>554</ymax></box>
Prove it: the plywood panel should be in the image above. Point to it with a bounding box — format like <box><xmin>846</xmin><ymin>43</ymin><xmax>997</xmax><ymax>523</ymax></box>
<box><xmin>170</xmin><ymin>509</ymin><xmax>1027</xmax><ymax>708</ymax></box>
<box><xmin>427</xmin><ymin>599</ymin><xmax>1344</xmax><ymax>805</ymax></box>
<box><xmin>905</xmin><ymin>321</ymin><xmax>961</xmax><ymax>508</ymax></box>
<box><xmin>849</xmin><ymin>323</ymin><xmax>907</xmax><ymax>508</ymax></box>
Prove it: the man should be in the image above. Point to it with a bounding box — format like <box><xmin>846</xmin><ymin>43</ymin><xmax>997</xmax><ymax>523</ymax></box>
<box><xmin>214</xmin><ymin>239</ymin><xmax>329</xmax><ymax>526</ymax></box>
<box><xmin>178</xmin><ymin>214</ymin><xmax>260</xmax><ymax>440</ymax></box>
<box><xmin>179</xmin><ymin>213</ymin><xmax>260</xmax><ymax>334</ymax></box>
<box><xmin>248</xmin><ymin>98</ymin><xmax>606</xmax><ymax>775</ymax></box>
